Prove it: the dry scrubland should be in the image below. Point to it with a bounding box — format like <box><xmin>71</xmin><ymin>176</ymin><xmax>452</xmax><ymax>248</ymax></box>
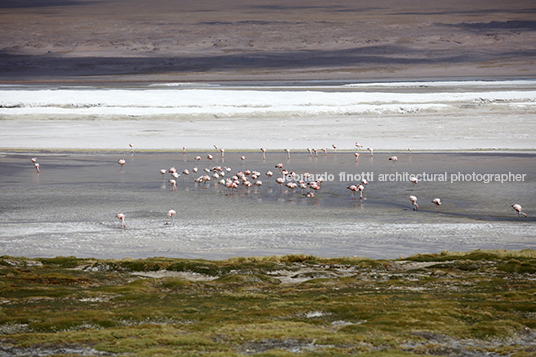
<box><xmin>1</xmin><ymin>249</ymin><xmax>536</xmax><ymax>356</ymax></box>
<box><xmin>0</xmin><ymin>0</ymin><xmax>535</xmax><ymax>81</ymax></box>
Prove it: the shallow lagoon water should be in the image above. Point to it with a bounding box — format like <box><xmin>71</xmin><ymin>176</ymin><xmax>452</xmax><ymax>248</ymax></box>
<box><xmin>0</xmin><ymin>150</ymin><xmax>534</xmax><ymax>259</ymax></box>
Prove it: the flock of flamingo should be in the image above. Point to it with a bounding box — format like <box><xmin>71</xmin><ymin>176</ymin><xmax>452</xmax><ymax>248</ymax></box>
<box><xmin>30</xmin><ymin>142</ymin><xmax>529</xmax><ymax>230</ymax></box>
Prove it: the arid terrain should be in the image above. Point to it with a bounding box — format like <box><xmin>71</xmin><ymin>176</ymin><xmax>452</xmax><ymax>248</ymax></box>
<box><xmin>1</xmin><ymin>250</ymin><xmax>536</xmax><ymax>356</ymax></box>
<box><xmin>1</xmin><ymin>0</ymin><xmax>535</xmax><ymax>82</ymax></box>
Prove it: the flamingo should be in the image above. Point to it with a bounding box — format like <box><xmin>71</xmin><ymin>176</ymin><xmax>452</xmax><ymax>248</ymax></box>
<box><xmin>356</xmin><ymin>184</ymin><xmax>365</xmax><ymax>199</ymax></box>
<box><xmin>116</xmin><ymin>213</ymin><xmax>126</xmax><ymax>229</ymax></box>
<box><xmin>261</xmin><ymin>148</ymin><xmax>266</xmax><ymax>160</ymax></box>
<box><xmin>304</xmin><ymin>191</ymin><xmax>315</xmax><ymax>198</ymax></box>
<box><xmin>354</xmin><ymin>152</ymin><xmax>360</xmax><ymax>163</ymax></box>
<box><xmin>307</xmin><ymin>148</ymin><xmax>312</xmax><ymax>157</ymax></box>
<box><xmin>347</xmin><ymin>184</ymin><xmax>358</xmax><ymax>200</ymax></box>
<box><xmin>332</xmin><ymin>144</ymin><xmax>337</xmax><ymax>153</ymax></box>
<box><xmin>408</xmin><ymin>148</ymin><xmax>412</xmax><ymax>156</ymax></box>
<box><xmin>431</xmin><ymin>198</ymin><xmax>441</xmax><ymax>212</ymax></box>
<box><xmin>276</xmin><ymin>177</ymin><xmax>285</xmax><ymax>190</ymax></box>
<box><xmin>169</xmin><ymin>179</ymin><xmax>177</xmax><ymax>191</ymax></box>
<box><xmin>31</xmin><ymin>157</ymin><xmax>37</xmax><ymax>163</ymax></box>
<box><xmin>192</xmin><ymin>167</ymin><xmax>198</xmax><ymax>173</ymax></box>
<box><xmin>34</xmin><ymin>162</ymin><xmax>40</xmax><ymax>173</ymax></box>
<box><xmin>160</xmin><ymin>169</ymin><xmax>167</xmax><ymax>176</ymax></box>
<box><xmin>118</xmin><ymin>158</ymin><xmax>126</xmax><ymax>166</ymax></box>
<box><xmin>410</xmin><ymin>176</ymin><xmax>419</xmax><ymax>190</ymax></box>
<box><xmin>322</xmin><ymin>148</ymin><xmax>327</xmax><ymax>156</ymax></box>
<box><xmin>266</xmin><ymin>170</ymin><xmax>274</xmax><ymax>177</ymax></box>
<box><xmin>389</xmin><ymin>156</ymin><xmax>398</xmax><ymax>166</ymax></box>
<box><xmin>183</xmin><ymin>147</ymin><xmax>187</xmax><ymax>154</ymax></box>
<box><xmin>285</xmin><ymin>148</ymin><xmax>290</xmax><ymax>159</ymax></box>
<box><xmin>195</xmin><ymin>156</ymin><xmax>201</xmax><ymax>161</ymax></box>
<box><xmin>220</xmin><ymin>148</ymin><xmax>225</xmax><ymax>158</ymax></box>
<box><xmin>214</xmin><ymin>145</ymin><xmax>219</xmax><ymax>152</ymax></box>
<box><xmin>511</xmin><ymin>204</ymin><xmax>527</xmax><ymax>218</ymax></box>
<box><xmin>129</xmin><ymin>143</ymin><xmax>134</xmax><ymax>155</ymax></box>
<box><xmin>355</xmin><ymin>142</ymin><xmax>362</xmax><ymax>149</ymax></box>
<box><xmin>166</xmin><ymin>209</ymin><xmax>176</xmax><ymax>225</ymax></box>
<box><xmin>169</xmin><ymin>167</ymin><xmax>177</xmax><ymax>174</ymax></box>
<box><xmin>241</xmin><ymin>156</ymin><xmax>246</xmax><ymax>161</ymax></box>
<box><xmin>207</xmin><ymin>154</ymin><xmax>213</xmax><ymax>161</ymax></box>
<box><xmin>313</xmin><ymin>148</ymin><xmax>318</xmax><ymax>157</ymax></box>
<box><xmin>409</xmin><ymin>195</ymin><xmax>419</xmax><ymax>211</ymax></box>
<box><xmin>367</xmin><ymin>148</ymin><xmax>373</xmax><ymax>157</ymax></box>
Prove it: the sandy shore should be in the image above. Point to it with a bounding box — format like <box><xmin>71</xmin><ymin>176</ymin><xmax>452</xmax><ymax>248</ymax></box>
<box><xmin>1</xmin><ymin>0</ymin><xmax>535</xmax><ymax>83</ymax></box>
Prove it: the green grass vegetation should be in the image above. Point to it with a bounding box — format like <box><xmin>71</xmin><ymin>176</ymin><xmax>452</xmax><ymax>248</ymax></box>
<box><xmin>0</xmin><ymin>249</ymin><xmax>535</xmax><ymax>356</ymax></box>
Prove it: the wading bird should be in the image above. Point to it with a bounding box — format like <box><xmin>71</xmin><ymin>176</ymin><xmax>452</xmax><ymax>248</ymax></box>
<box><xmin>34</xmin><ymin>162</ymin><xmax>40</xmax><ymax>173</ymax></box>
<box><xmin>511</xmin><ymin>204</ymin><xmax>527</xmax><ymax>218</ymax></box>
<box><xmin>261</xmin><ymin>148</ymin><xmax>266</xmax><ymax>160</ymax></box>
<box><xmin>166</xmin><ymin>209</ymin><xmax>176</xmax><ymax>225</ymax></box>
<box><xmin>431</xmin><ymin>198</ymin><xmax>441</xmax><ymax>212</ymax></box>
<box><xmin>409</xmin><ymin>195</ymin><xmax>418</xmax><ymax>211</ymax></box>
<box><xmin>389</xmin><ymin>156</ymin><xmax>398</xmax><ymax>166</ymax></box>
<box><xmin>368</xmin><ymin>148</ymin><xmax>373</xmax><ymax>157</ymax></box>
<box><xmin>116</xmin><ymin>213</ymin><xmax>126</xmax><ymax>229</ymax></box>
<box><xmin>410</xmin><ymin>176</ymin><xmax>419</xmax><ymax>189</ymax></box>
<box><xmin>117</xmin><ymin>158</ymin><xmax>125</xmax><ymax>166</ymax></box>
<box><xmin>354</xmin><ymin>152</ymin><xmax>360</xmax><ymax>163</ymax></box>
<box><xmin>285</xmin><ymin>148</ymin><xmax>290</xmax><ymax>159</ymax></box>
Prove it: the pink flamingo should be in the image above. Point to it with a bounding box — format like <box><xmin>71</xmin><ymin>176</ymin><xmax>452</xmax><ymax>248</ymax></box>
<box><xmin>129</xmin><ymin>143</ymin><xmax>134</xmax><ymax>155</ymax></box>
<box><xmin>347</xmin><ymin>184</ymin><xmax>358</xmax><ymax>200</ymax></box>
<box><xmin>354</xmin><ymin>152</ymin><xmax>360</xmax><ymax>163</ymax></box>
<box><xmin>368</xmin><ymin>148</ymin><xmax>373</xmax><ymax>157</ymax></box>
<box><xmin>241</xmin><ymin>156</ymin><xmax>246</xmax><ymax>161</ymax></box>
<box><xmin>261</xmin><ymin>148</ymin><xmax>266</xmax><ymax>160</ymax></box>
<box><xmin>160</xmin><ymin>169</ymin><xmax>167</xmax><ymax>176</ymax></box>
<box><xmin>285</xmin><ymin>148</ymin><xmax>290</xmax><ymax>159</ymax></box>
<box><xmin>356</xmin><ymin>184</ymin><xmax>365</xmax><ymax>199</ymax></box>
<box><xmin>409</xmin><ymin>195</ymin><xmax>418</xmax><ymax>211</ymax></box>
<box><xmin>355</xmin><ymin>142</ymin><xmax>362</xmax><ymax>149</ymax></box>
<box><xmin>34</xmin><ymin>162</ymin><xmax>40</xmax><ymax>173</ymax></box>
<box><xmin>214</xmin><ymin>145</ymin><xmax>219</xmax><ymax>152</ymax></box>
<box><xmin>332</xmin><ymin>144</ymin><xmax>337</xmax><ymax>153</ymax></box>
<box><xmin>220</xmin><ymin>148</ymin><xmax>225</xmax><ymax>158</ymax></box>
<box><xmin>410</xmin><ymin>176</ymin><xmax>419</xmax><ymax>189</ymax></box>
<box><xmin>313</xmin><ymin>148</ymin><xmax>318</xmax><ymax>157</ymax></box>
<box><xmin>183</xmin><ymin>147</ymin><xmax>187</xmax><ymax>154</ymax></box>
<box><xmin>511</xmin><ymin>204</ymin><xmax>527</xmax><ymax>218</ymax></box>
<box><xmin>307</xmin><ymin>148</ymin><xmax>313</xmax><ymax>157</ymax></box>
<box><xmin>169</xmin><ymin>179</ymin><xmax>177</xmax><ymax>191</ymax></box>
<box><xmin>31</xmin><ymin>157</ymin><xmax>37</xmax><ymax>163</ymax></box>
<box><xmin>276</xmin><ymin>177</ymin><xmax>285</xmax><ymax>190</ymax></box>
<box><xmin>207</xmin><ymin>154</ymin><xmax>213</xmax><ymax>161</ymax></box>
<box><xmin>389</xmin><ymin>156</ymin><xmax>398</xmax><ymax>166</ymax></box>
<box><xmin>118</xmin><ymin>158</ymin><xmax>126</xmax><ymax>166</ymax></box>
<box><xmin>166</xmin><ymin>209</ymin><xmax>176</xmax><ymax>225</ymax></box>
<box><xmin>322</xmin><ymin>148</ymin><xmax>327</xmax><ymax>156</ymax></box>
<box><xmin>116</xmin><ymin>213</ymin><xmax>126</xmax><ymax>229</ymax></box>
<box><xmin>408</xmin><ymin>148</ymin><xmax>412</xmax><ymax>155</ymax></box>
<box><xmin>431</xmin><ymin>198</ymin><xmax>441</xmax><ymax>212</ymax></box>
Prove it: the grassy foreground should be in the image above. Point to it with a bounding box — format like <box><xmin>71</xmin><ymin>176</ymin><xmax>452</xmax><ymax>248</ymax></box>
<box><xmin>1</xmin><ymin>250</ymin><xmax>535</xmax><ymax>356</ymax></box>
